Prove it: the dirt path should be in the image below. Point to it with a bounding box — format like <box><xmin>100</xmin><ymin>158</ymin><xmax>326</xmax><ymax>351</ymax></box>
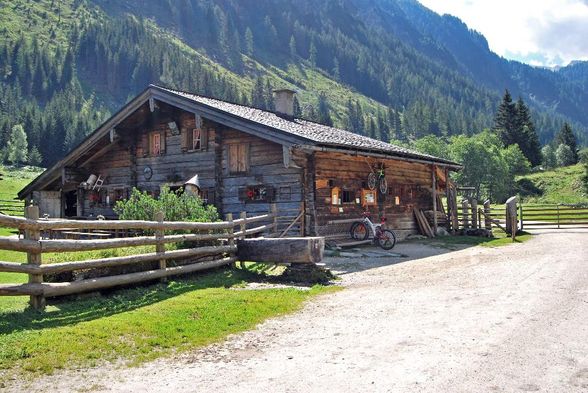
<box><xmin>9</xmin><ymin>230</ymin><xmax>588</xmax><ymax>392</ymax></box>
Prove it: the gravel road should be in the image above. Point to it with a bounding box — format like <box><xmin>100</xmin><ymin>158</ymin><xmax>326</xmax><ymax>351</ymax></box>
<box><xmin>9</xmin><ymin>229</ymin><xmax>588</xmax><ymax>392</ymax></box>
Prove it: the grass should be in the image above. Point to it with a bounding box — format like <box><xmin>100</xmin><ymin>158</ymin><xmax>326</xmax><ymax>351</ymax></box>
<box><xmin>516</xmin><ymin>164</ymin><xmax>588</xmax><ymax>204</ymax></box>
<box><xmin>0</xmin><ymin>265</ymin><xmax>338</xmax><ymax>381</ymax></box>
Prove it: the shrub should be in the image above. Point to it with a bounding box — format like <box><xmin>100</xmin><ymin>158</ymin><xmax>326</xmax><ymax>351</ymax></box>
<box><xmin>113</xmin><ymin>186</ymin><xmax>218</xmax><ymax>223</ymax></box>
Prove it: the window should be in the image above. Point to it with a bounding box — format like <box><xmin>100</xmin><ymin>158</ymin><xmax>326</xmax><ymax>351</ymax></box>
<box><xmin>149</xmin><ymin>132</ymin><xmax>165</xmax><ymax>156</ymax></box>
<box><xmin>341</xmin><ymin>190</ymin><xmax>354</xmax><ymax>204</ymax></box>
<box><xmin>228</xmin><ymin>144</ymin><xmax>249</xmax><ymax>174</ymax></box>
<box><xmin>182</xmin><ymin>127</ymin><xmax>208</xmax><ymax>152</ymax></box>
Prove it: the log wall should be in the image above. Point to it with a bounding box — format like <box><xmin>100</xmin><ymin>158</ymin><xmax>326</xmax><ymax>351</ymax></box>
<box><xmin>313</xmin><ymin>152</ymin><xmax>435</xmax><ymax>239</ymax></box>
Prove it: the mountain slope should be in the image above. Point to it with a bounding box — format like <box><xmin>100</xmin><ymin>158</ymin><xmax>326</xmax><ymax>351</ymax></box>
<box><xmin>0</xmin><ymin>0</ymin><xmax>586</xmax><ymax>168</ymax></box>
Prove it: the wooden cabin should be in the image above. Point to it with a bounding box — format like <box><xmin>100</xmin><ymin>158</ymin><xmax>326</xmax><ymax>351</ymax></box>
<box><xmin>18</xmin><ymin>85</ymin><xmax>461</xmax><ymax>239</ymax></box>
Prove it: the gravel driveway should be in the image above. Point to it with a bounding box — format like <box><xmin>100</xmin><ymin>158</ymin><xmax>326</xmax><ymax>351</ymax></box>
<box><xmin>10</xmin><ymin>229</ymin><xmax>588</xmax><ymax>392</ymax></box>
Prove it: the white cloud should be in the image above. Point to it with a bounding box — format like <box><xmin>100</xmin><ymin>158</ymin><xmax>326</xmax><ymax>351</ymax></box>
<box><xmin>417</xmin><ymin>0</ymin><xmax>588</xmax><ymax>66</ymax></box>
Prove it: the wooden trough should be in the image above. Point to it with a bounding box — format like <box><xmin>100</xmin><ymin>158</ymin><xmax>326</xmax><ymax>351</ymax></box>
<box><xmin>237</xmin><ymin>237</ymin><xmax>325</xmax><ymax>264</ymax></box>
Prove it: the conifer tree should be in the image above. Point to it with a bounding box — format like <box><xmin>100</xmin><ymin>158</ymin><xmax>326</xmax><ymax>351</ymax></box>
<box><xmin>554</xmin><ymin>122</ymin><xmax>578</xmax><ymax>164</ymax></box>
<box><xmin>293</xmin><ymin>96</ymin><xmax>302</xmax><ymax>117</ymax></box>
<box><xmin>251</xmin><ymin>76</ymin><xmax>266</xmax><ymax>109</ymax></box>
<box><xmin>494</xmin><ymin>89</ymin><xmax>517</xmax><ymax>146</ymax></box>
<box><xmin>317</xmin><ymin>92</ymin><xmax>333</xmax><ymax>126</ymax></box>
<box><xmin>309</xmin><ymin>40</ymin><xmax>317</xmax><ymax>67</ymax></box>
<box><xmin>244</xmin><ymin>27</ymin><xmax>254</xmax><ymax>56</ymax></box>
<box><xmin>515</xmin><ymin>98</ymin><xmax>541</xmax><ymax>166</ymax></box>
<box><xmin>289</xmin><ymin>35</ymin><xmax>297</xmax><ymax>58</ymax></box>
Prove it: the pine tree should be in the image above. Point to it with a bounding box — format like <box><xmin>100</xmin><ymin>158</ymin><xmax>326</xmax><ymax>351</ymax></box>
<box><xmin>554</xmin><ymin>122</ymin><xmax>578</xmax><ymax>164</ymax></box>
<box><xmin>309</xmin><ymin>40</ymin><xmax>317</xmax><ymax>67</ymax></box>
<box><xmin>317</xmin><ymin>92</ymin><xmax>333</xmax><ymax>126</ymax></box>
<box><xmin>245</xmin><ymin>27</ymin><xmax>254</xmax><ymax>56</ymax></box>
<box><xmin>289</xmin><ymin>35</ymin><xmax>297</xmax><ymax>58</ymax></box>
<box><xmin>251</xmin><ymin>76</ymin><xmax>266</xmax><ymax>109</ymax></box>
<box><xmin>293</xmin><ymin>96</ymin><xmax>302</xmax><ymax>117</ymax></box>
<box><xmin>494</xmin><ymin>89</ymin><xmax>518</xmax><ymax>146</ymax></box>
<box><xmin>515</xmin><ymin>98</ymin><xmax>542</xmax><ymax>166</ymax></box>
<box><xmin>28</xmin><ymin>146</ymin><xmax>42</xmax><ymax>166</ymax></box>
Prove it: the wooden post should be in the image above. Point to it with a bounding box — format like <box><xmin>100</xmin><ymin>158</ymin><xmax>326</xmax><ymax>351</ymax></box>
<box><xmin>557</xmin><ymin>205</ymin><xmax>560</xmax><ymax>229</ymax></box>
<box><xmin>519</xmin><ymin>203</ymin><xmax>524</xmax><ymax>231</ymax></box>
<box><xmin>225</xmin><ymin>213</ymin><xmax>234</xmax><ymax>247</ymax></box>
<box><xmin>432</xmin><ymin>165</ymin><xmax>438</xmax><ymax>234</ymax></box>
<box><xmin>271</xmin><ymin>203</ymin><xmax>278</xmax><ymax>236</ymax></box>
<box><xmin>26</xmin><ymin>205</ymin><xmax>45</xmax><ymax>310</ymax></box>
<box><xmin>461</xmin><ymin>199</ymin><xmax>470</xmax><ymax>229</ymax></box>
<box><xmin>471</xmin><ymin>199</ymin><xmax>478</xmax><ymax>229</ymax></box>
<box><xmin>239</xmin><ymin>211</ymin><xmax>247</xmax><ymax>239</ymax></box>
<box><xmin>505</xmin><ymin>196</ymin><xmax>517</xmax><ymax>240</ymax></box>
<box><xmin>154</xmin><ymin>211</ymin><xmax>166</xmax><ymax>282</ymax></box>
<box><xmin>483</xmin><ymin>200</ymin><xmax>492</xmax><ymax>230</ymax></box>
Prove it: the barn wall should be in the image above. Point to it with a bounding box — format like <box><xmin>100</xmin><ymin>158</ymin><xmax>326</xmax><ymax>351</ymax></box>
<box><xmin>313</xmin><ymin>152</ymin><xmax>435</xmax><ymax>239</ymax></box>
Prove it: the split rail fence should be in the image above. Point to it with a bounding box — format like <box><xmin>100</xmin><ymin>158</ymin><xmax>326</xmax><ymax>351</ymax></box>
<box><xmin>519</xmin><ymin>204</ymin><xmax>588</xmax><ymax>230</ymax></box>
<box><xmin>0</xmin><ymin>204</ymin><xmax>278</xmax><ymax>310</ymax></box>
<box><xmin>0</xmin><ymin>199</ymin><xmax>24</xmax><ymax>216</ymax></box>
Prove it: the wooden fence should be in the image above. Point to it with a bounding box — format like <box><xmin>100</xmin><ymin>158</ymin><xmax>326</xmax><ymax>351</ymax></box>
<box><xmin>0</xmin><ymin>204</ymin><xmax>278</xmax><ymax>310</ymax></box>
<box><xmin>519</xmin><ymin>204</ymin><xmax>588</xmax><ymax>230</ymax></box>
<box><xmin>0</xmin><ymin>199</ymin><xmax>24</xmax><ymax>216</ymax></box>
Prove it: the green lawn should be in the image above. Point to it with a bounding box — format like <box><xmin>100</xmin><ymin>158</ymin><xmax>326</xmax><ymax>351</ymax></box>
<box><xmin>0</xmin><ymin>267</ymin><xmax>337</xmax><ymax>380</ymax></box>
<box><xmin>516</xmin><ymin>164</ymin><xmax>588</xmax><ymax>204</ymax></box>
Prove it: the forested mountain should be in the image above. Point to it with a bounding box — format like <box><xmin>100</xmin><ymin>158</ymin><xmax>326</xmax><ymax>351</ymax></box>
<box><xmin>0</xmin><ymin>0</ymin><xmax>586</xmax><ymax>167</ymax></box>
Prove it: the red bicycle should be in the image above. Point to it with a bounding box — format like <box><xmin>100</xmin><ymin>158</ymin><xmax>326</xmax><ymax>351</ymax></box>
<box><xmin>349</xmin><ymin>212</ymin><xmax>397</xmax><ymax>250</ymax></box>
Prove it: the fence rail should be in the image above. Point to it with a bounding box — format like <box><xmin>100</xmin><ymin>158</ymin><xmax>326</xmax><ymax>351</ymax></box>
<box><xmin>0</xmin><ymin>199</ymin><xmax>24</xmax><ymax>216</ymax></box>
<box><xmin>519</xmin><ymin>204</ymin><xmax>588</xmax><ymax>229</ymax></box>
<box><xmin>0</xmin><ymin>204</ymin><xmax>278</xmax><ymax>309</ymax></box>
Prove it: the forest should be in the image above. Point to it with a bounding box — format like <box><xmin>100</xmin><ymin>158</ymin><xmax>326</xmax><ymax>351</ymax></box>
<box><xmin>0</xmin><ymin>0</ymin><xmax>586</xmax><ymax>168</ymax></box>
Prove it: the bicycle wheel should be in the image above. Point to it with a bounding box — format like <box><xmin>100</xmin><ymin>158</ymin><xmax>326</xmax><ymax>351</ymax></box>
<box><xmin>350</xmin><ymin>221</ymin><xmax>369</xmax><ymax>240</ymax></box>
<box><xmin>367</xmin><ymin>172</ymin><xmax>377</xmax><ymax>190</ymax></box>
<box><xmin>377</xmin><ymin>229</ymin><xmax>396</xmax><ymax>250</ymax></box>
<box><xmin>378</xmin><ymin>177</ymin><xmax>388</xmax><ymax>195</ymax></box>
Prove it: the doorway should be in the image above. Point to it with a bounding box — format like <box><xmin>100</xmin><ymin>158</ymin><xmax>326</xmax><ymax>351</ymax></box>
<box><xmin>64</xmin><ymin>190</ymin><xmax>78</xmax><ymax>217</ymax></box>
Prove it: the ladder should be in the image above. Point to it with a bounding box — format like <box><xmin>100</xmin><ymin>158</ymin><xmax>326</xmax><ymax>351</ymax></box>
<box><xmin>93</xmin><ymin>175</ymin><xmax>104</xmax><ymax>191</ymax></box>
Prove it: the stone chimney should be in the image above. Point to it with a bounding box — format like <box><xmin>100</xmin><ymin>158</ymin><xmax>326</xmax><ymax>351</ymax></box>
<box><xmin>273</xmin><ymin>89</ymin><xmax>296</xmax><ymax>118</ymax></box>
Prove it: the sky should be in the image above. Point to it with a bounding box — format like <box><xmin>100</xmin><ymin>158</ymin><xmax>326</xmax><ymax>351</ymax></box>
<box><xmin>417</xmin><ymin>0</ymin><xmax>588</xmax><ymax>67</ymax></box>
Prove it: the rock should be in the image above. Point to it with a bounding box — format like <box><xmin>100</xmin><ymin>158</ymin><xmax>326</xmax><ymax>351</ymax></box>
<box><xmin>435</xmin><ymin>227</ymin><xmax>450</xmax><ymax>236</ymax></box>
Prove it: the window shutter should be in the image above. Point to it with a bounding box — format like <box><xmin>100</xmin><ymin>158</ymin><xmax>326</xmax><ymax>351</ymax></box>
<box><xmin>239</xmin><ymin>143</ymin><xmax>250</xmax><ymax>172</ymax></box>
<box><xmin>159</xmin><ymin>130</ymin><xmax>166</xmax><ymax>154</ymax></box>
<box><xmin>201</xmin><ymin>128</ymin><xmax>209</xmax><ymax>151</ymax></box>
<box><xmin>181</xmin><ymin>128</ymin><xmax>189</xmax><ymax>152</ymax></box>
<box><xmin>144</xmin><ymin>134</ymin><xmax>150</xmax><ymax>157</ymax></box>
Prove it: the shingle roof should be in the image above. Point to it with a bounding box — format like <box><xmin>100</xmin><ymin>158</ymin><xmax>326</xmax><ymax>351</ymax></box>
<box><xmin>156</xmin><ymin>86</ymin><xmax>461</xmax><ymax>167</ymax></box>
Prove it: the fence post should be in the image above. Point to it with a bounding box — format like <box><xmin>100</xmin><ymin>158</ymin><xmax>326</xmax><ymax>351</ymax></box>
<box><xmin>471</xmin><ymin>199</ymin><xmax>478</xmax><ymax>229</ymax></box>
<box><xmin>154</xmin><ymin>211</ymin><xmax>166</xmax><ymax>282</ymax></box>
<box><xmin>461</xmin><ymin>199</ymin><xmax>470</xmax><ymax>229</ymax></box>
<box><xmin>271</xmin><ymin>203</ymin><xmax>278</xmax><ymax>236</ymax></box>
<box><xmin>505</xmin><ymin>196</ymin><xmax>517</xmax><ymax>241</ymax></box>
<box><xmin>26</xmin><ymin>205</ymin><xmax>45</xmax><ymax>310</ymax></box>
<box><xmin>225</xmin><ymin>213</ymin><xmax>234</xmax><ymax>248</ymax></box>
<box><xmin>519</xmin><ymin>203</ymin><xmax>524</xmax><ymax>231</ymax></box>
<box><xmin>483</xmin><ymin>200</ymin><xmax>492</xmax><ymax>230</ymax></box>
<box><xmin>557</xmin><ymin>205</ymin><xmax>560</xmax><ymax>229</ymax></box>
<box><xmin>239</xmin><ymin>211</ymin><xmax>247</xmax><ymax>239</ymax></box>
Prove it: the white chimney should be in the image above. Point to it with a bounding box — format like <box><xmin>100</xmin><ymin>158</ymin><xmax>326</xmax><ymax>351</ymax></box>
<box><xmin>273</xmin><ymin>89</ymin><xmax>296</xmax><ymax>118</ymax></box>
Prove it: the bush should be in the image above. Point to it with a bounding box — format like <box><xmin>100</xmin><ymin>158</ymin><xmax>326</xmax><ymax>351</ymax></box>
<box><xmin>113</xmin><ymin>187</ymin><xmax>218</xmax><ymax>223</ymax></box>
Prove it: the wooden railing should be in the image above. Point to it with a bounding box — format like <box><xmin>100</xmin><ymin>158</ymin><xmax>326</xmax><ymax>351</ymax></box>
<box><xmin>0</xmin><ymin>199</ymin><xmax>24</xmax><ymax>216</ymax></box>
<box><xmin>519</xmin><ymin>204</ymin><xmax>588</xmax><ymax>230</ymax></box>
<box><xmin>0</xmin><ymin>204</ymin><xmax>278</xmax><ymax>310</ymax></box>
